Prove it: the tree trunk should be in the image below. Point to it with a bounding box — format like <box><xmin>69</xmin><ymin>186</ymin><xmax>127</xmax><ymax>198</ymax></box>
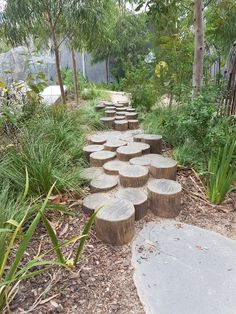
<box><xmin>72</xmin><ymin>48</ymin><xmax>79</xmax><ymax>106</ymax></box>
<box><xmin>192</xmin><ymin>0</ymin><xmax>204</xmax><ymax>97</ymax></box>
<box><xmin>106</xmin><ymin>56</ymin><xmax>110</xmax><ymax>85</ymax></box>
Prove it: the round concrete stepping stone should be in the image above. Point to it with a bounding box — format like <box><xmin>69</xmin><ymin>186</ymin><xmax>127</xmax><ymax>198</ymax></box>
<box><xmin>82</xmin><ymin>193</ymin><xmax>110</xmax><ymax>214</ymax></box>
<box><xmin>116</xmin><ymin>188</ymin><xmax>148</xmax><ymax>220</ymax></box>
<box><xmin>128</xmin><ymin>142</ymin><xmax>150</xmax><ymax>154</ymax></box>
<box><xmin>117</xmin><ymin>111</ymin><xmax>127</xmax><ymax>116</ymax></box>
<box><xmin>95</xmin><ymin>198</ymin><xmax>135</xmax><ymax>245</ymax></box>
<box><xmin>80</xmin><ymin>167</ymin><xmax>103</xmax><ymax>181</ymax></box>
<box><xmin>132</xmin><ymin>220</ymin><xmax>236</xmax><ymax>314</ymax></box>
<box><xmin>150</xmin><ymin>157</ymin><xmax>177</xmax><ymax>180</ymax></box>
<box><xmin>100</xmin><ymin>117</ymin><xmax>115</xmax><ymax>128</ymax></box>
<box><xmin>117</xmin><ymin>145</ymin><xmax>142</xmax><ymax>161</ymax></box>
<box><xmin>103</xmin><ymin>160</ymin><xmax>128</xmax><ymax>175</ymax></box>
<box><xmin>115</xmin><ymin>115</ymin><xmax>126</xmax><ymax>120</ymax></box>
<box><xmin>147</xmin><ymin>179</ymin><xmax>182</xmax><ymax>217</ymax></box>
<box><xmin>105</xmin><ymin>110</ymin><xmax>116</xmax><ymax>117</ymax></box>
<box><xmin>127</xmin><ymin>107</ymin><xmax>135</xmax><ymax>112</ymax></box>
<box><xmin>125</xmin><ymin>112</ymin><xmax>138</xmax><ymax>120</ymax></box>
<box><xmin>141</xmin><ymin>134</ymin><xmax>162</xmax><ymax>154</ymax></box>
<box><xmin>95</xmin><ymin>103</ymin><xmax>105</xmax><ymax>111</ymax></box>
<box><xmin>88</xmin><ymin>134</ymin><xmax>107</xmax><ymax>145</ymax></box>
<box><xmin>119</xmin><ymin>165</ymin><xmax>149</xmax><ymax>187</ymax></box>
<box><xmin>129</xmin><ymin>154</ymin><xmax>164</xmax><ymax>166</ymax></box>
<box><xmin>83</xmin><ymin>144</ymin><xmax>104</xmax><ymax>162</ymax></box>
<box><xmin>133</xmin><ymin>134</ymin><xmax>144</xmax><ymax>142</ymax></box>
<box><xmin>90</xmin><ymin>174</ymin><xmax>118</xmax><ymax>193</ymax></box>
<box><xmin>104</xmin><ymin>139</ymin><xmax>127</xmax><ymax>152</ymax></box>
<box><xmin>128</xmin><ymin>120</ymin><xmax>139</xmax><ymax>130</ymax></box>
<box><xmin>90</xmin><ymin>150</ymin><xmax>116</xmax><ymax>167</ymax></box>
<box><xmin>114</xmin><ymin>120</ymin><xmax>128</xmax><ymax>131</ymax></box>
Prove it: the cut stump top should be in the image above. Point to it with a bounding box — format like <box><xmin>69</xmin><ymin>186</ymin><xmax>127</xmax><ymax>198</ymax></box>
<box><xmin>119</xmin><ymin>165</ymin><xmax>149</xmax><ymax>178</ymax></box>
<box><xmin>96</xmin><ymin>199</ymin><xmax>135</xmax><ymax>221</ymax></box>
<box><xmin>148</xmin><ymin>179</ymin><xmax>182</xmax><ymax>195</ymax></box>
<box><xmin>116</xmin><ymin>188</ymin><xmax>147</xmax><ymax>205</ymax></box>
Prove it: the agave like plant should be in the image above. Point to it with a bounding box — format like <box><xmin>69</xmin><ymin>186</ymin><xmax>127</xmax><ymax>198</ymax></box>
<box><xmin>206</xmin><ymin>131</ymin><xmax>236</xmax><ymax>204</ymax></box>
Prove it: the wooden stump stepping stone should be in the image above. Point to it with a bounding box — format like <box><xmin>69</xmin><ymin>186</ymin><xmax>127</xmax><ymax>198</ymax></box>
<box><xmin>80</xmin><ymin>167</ymin><xmax>104</xmax><ymax>181</ymax></box>
<box><xmin>119</xmin><ymin>165</ymin><xmax>149</xmax><ymax>187</ymax></box>
<box><xmin>128</xmin><ymin>120</ymin><xmax>139</xmax><ymax>130</ymax></box>
<box><xmin>103</xmin><ymin>101</ymin><xmax>113</xmax><ymax>106</ymax></box>
<box><xmin>96</xmin><ymin>103</ymin><xmax>105</xmax><ymax>111</ymax></box>
<box><xmin>133</xmin><ymin>134</ymin><xmax>144</xmax><ymax>142</ymax></box>
<box><xmin>105</xmin><ymin>110</ymin><xmax>116</xmax><ymax>117</ymax></box>
<box><xmin>115</xmin><ymin>103</ymin><xmax>124</xmax><ymax>108</ymax></box>
<box><xmin>116</xmin><ymin>188</ymin><xmax>148</xmax><ymax>220</ymax></box>
<box><xmin>100</xmin><ymin>117</ymin><xmax>115</xmax><ymax>128</ymax></box>
<box><xmin>115</xmin><ymin>115</ymin><xmax>126</xmax><ymax>120</ymax></box>
<box><xmin>88</xmin><ymin>134</ymin><xmax>107</xmax><ymax>145</ymax></box>
<box><xmin>82</xmin><ymin>193</ymin><xmax>110</xmax><ymax>214</ymax></box>
<box><xmin>125</xmin><ymin>112</ymin><xmax>138</xmax><ymax>119</ymax></box>
<box><xmin>104</xmin><ymin>139</ymin><xmax>127</xmax><ymax>151</ymax></box>
<box><xmin>114</xmin><ymin>120</ymin><xmax>129</xmax><ymax>131</ymax></box>
<box><xmin>147</xmin><ymin>179</ymin><xmax>182</xmax><ymax>217</ymax></box>
<box><xmin>127</xmin><ymin>107</ymin><xmax>135</xmax><ymax>112</ymax></box>
<box><xmin>103</xmin><ymin>160</ymin><xmax>128</xmax><ymax>175</ymax></box>
<box><xmin>106</xmin><ymin>106</ymin><xmax>116</xmax><ymax>111</ymax></box>
<box><xmin>95</xmin><ymin>199</ymin><xmax>135</xmax><ymax>245</ymax></box>
<box><xmin>141</xmin><ymin>134</ymin><xmax>162</xmax><ymax>153</ymax></box>
<box><xmin>90</xmin><ymin>150</ymin><xmax>116</xmax><ymax>167</ymax></box>
<box><xmin>117</xmin><ymin>111</ymin><xmax>127</xmax><ymax>116</ymax></box>
<box><xmin>90</xmin><ymin>174</ymin><xmax>118</xmax><ymax>193</ymax></box>
<box><xmin>128</xmin><ymin>142</ymin><xmax>150</xmax><ymax>154</ymax></box>
<box><xmin>116</xmin><ymin>107</ymin><xmax>125</xmax><ymax>112</ymax></box>
<box><xmin>129</xmin><ymin>154</ymin><xmax>164</xmax><ymax>166</ymax></box>
<box><xmin>150</xmin><ymin>157</ymin><xmax>177</xmax><ymax>180</ymax></box>
<box><xmin>118</xmin><ymin>100</ymin><xmax>129</xmax><ymax>106</ymax></box>
<box><xmin>83</xmin><ymin>144</ymin><xmax>104</xmax><ymax>162</ymax></box>
<box><xmin>117</xmin><ymin>145</ymin><xmax>142</xmax><ymax>161</ymax></box>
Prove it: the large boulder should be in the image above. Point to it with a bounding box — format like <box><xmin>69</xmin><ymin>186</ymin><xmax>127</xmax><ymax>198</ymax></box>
<box><xmin>0</xmin><ymin>46</ymin><xmax>56</xmax><ymax>84</ymax></box>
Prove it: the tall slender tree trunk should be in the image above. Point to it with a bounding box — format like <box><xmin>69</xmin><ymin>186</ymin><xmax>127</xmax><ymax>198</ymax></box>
<box><xmin>106</xmin><ymin>56</ymin><xmax>110</xmax><ymax>85</ymax></box>
<box><xmin>192</xmin><ymin>0</ymin><xmax>204</xmax><ymax>97</ymax></box>
<box><xmin>72</xmin><ymin>48</ymin><xmax>79</xmax><ymax>106</ymax></box>
<box><xmin>49</xmin><ymin>20</ymin><xmax>66</xmax><ymax>104</ymax></box>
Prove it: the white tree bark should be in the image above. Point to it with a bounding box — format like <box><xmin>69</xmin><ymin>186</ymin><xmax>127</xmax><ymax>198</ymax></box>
<box><xmin>192</xmin><ymin>0</ymin><xmax>204</xmax><ymax>97</ymax></box>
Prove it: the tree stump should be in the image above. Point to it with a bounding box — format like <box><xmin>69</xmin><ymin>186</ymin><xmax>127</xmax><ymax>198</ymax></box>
<box><xmin>125</xmin><ymin>112</ymin><xmax>138</xmax><ymax>120</ymax></box>
<box><xmin>116</xmin><ymin>107</ymin><xmax>125</xmax><ymax>112</ymax></box>
<box><xmin>150</xmin><ymin>157</ymin><xmax>177</xmax><ymax>180</ymax></box>
<box><xmin>128</xmin><ymin>120</ymin><xmax>139</xmax><ymax>130</ymax></box>
<box><xmin>90</xmin><ymin>150</ymin><xmax>116</xmax><ymax>167</ymax></box>
<box><xmin>133</xmin><ymin>134</ymin><xmax>144</xmax><ymax>142</ymax></box>
<box><xmin>100</xmin><ymin>117</ymin><xmax>115</xmax><ymax>129</ymax></box>
<box><xmin>115</xmin><ymin>115</ymin><xmax>126</xmax><ymax>120</ymax></box>
<box><xmin>116</xmin><ymin>188</ymin><xmax>148</xmax><ymax>220</ymax></box>
<box><xmin>80</xmin><ymin>167</ymin><xmax>103</xmax><ymax>181</ymax></box>
<box><xmin>96</xmin><ymin>103</ymin><xmax>105</xmax><ymax>111</ymax></box>
<box><xmin>114</xmin><ymin>120</ymin><xmax>129</xmax><ymax>131</ymax></box>
<box><xmin>103</xmin><ymin>160</ymin><xmax>128</xmax><ymax>175</ymax></box>
<box><xmin>90</xmin><ymin>174</ymin><xmax>118</xmax><ymax>193</ymax></box>
<box><xmin>95</xmin><ymin>199</ymin><xmax>135</xmax><ymax>245</ymax></box>
<box><xmin>88</xmin><ymin>134</ymin><xmax>107</xmax><ymax>145</ymax></box>
<box><xmin>83</xmin><ymin>145</ymin><xmax>104</xmax><ymax>162</ymax></box>
<box><xmin>117</xmin><ymin>111</ymin><xmax>127</xmax><ymax>116</ymax></box>
<box><xmin>115</xmin><ymin>103</ymin><xmax>124</xmax><ymax>108</ymax></box>
<box><xmin>129</xmin><ymin>154</ymin><xmax>164</xmax><ymax>166</ymax></box>
<box><xmin>141</xmin><ymin>134</ymin><xmax>162</xmax><ymax>153</ymax></box>
<box><xmin>104</xmin><ymin>139</ymin><xmax>127</xmax><ymax>151</ymax></box>
<box><xmin>147</xmin><ymin>179</ymin><xmax>182</xmax><ymax>217</ymax></box>
<box><xmin>119</xmin><ymin>165</ymin><xmax>149</xmax><ymax>187</ymax></box>
<box><xmin>106</xmin><ymin>106</ymin><xmax>116</xmax><ymax>111</ymax></box>
<box><xmin>127</xmin><ymin>107</ymin><xmax>135</xmax><ymax>112</ymax></box>
<box><xmin>127</xmin><ymin>142</ymin><xmax>150</xmax><ymax>154</ymax></box>
<box><xmin>118</xmin><ymin>101</ymin><xmax>129</xmax><ymax>106</ymax></box>
<box><xmin>116</xmin><ymin>146</ymin><xmax>142</xmax><ymax>161</ymax></box>
<box><xmin>82</xmin><ymin>193</ymin><xmax>110</xmax><ymax>214</ymax></box>
<box><xmin>103</xmin><ymin>101</ymin><xmax>113</xmax><ymax>106</ymax></box>
<box><xmin>105</xmin><ymin>110</ymin><xmax>116</xmax><ymax>117</ymax></box>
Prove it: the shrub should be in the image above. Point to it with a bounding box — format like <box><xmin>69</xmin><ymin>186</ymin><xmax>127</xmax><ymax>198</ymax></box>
<box><xmin>62</xmin><ymin>68</ymin><xmax>88</xmax><ymax>93</ymax></box>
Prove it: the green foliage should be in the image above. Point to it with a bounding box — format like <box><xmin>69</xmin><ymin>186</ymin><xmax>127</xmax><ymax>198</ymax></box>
<box><xmin>62</xmin><ymin>68</ymin><xmax>88</xmax><ymax>94</ymax></box>
<box><xmin>206</xmin><ymin>130</ymin><xmax>236</xmax><ymax>204</ymax></box>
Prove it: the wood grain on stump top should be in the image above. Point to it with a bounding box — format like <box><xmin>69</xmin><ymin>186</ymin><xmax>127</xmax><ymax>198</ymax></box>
<box><xmin>114</xmin><ymin>103</ymin><xmax>124</xmax><ymax>108</ymax></box>
<box><xmin>106</xmin><ymin>106</ymin><xmax>116</xmax><ymax>111</ymax></box>
<box><xmin>150</xmin><ymin>157</ymin><xmax>177</xmax><ymax>180</ymax></box>
<box><xmin>116</xmin><ymin>107</ymin><xmax>125</xmax><ymax>112</ymax></box>
<box><xmin>88</xmin><ymin>134</ymin><xmax>107</xmax><ymax>145</ymax></box>
<box><xmin>82</xmin><ymin>193</ymin><xmax>110</xmax><ymax>214</ymax></box>
<box><xmin>119</xmin><ymin>165</ymin><xmax>149</xmax><ymax>187</ymax></box>
<box><xmin>80</xmin><ymin>167</ymin><xmax>104</xmax><ymax>181</ymax></box>
<box><xmin>142</xmin><ymin>134</ymin><xmax>162</xmax><ymax>141</ymax></box>
<box><xmin>83</xmin><ymin>145</ymin><xmax>104</xmax><ymax>161</ymax></box>
<box><xmin>105</xmin><ymin>110</ymin><xmax>116</xmax><ymax>117</ymax></box>
<box><xmin>125</xmin><ymin>112</ymin><xmax>138</xmax><ymax>119</ymax></box>
<box><xmin>148</xmin><ymin>179</ymin><xmax>181</xmax><ymax>195</ymax></box>
<box><xmin>103</xmin><ymin>160</ymin><xmax>128</xmax><ymax>175</ymax></box>
<box><xmin>104</xmin><ymin>139</ymin><xmax>127</xmax><ymax>151</ymax></box>
<box><xmin>115</xmin><ymin>115</ymin><xmax>126</xmax><ymax>120</ymax></box>
<box><xmin>100</xmin><ymin>117</ymin><xmax>115</xmax><ymax>122</ymax></box>
<box><xmin>95</xmin><ymin>198</ymin><xmax>135</xmax><ymax>245</ymax></box>
<box><xmin>90</xmin><ymin>150</ymin><xmax>116</xmax><ymax>167</ymax></box>
<box><xmin>117</xmin><ymin>111</ymin><xmax>127</xmax><ymax>116</ymax></box>
<box><xmin>126</xmin><ymin>107</ymin><xmax>135</xmax><ymax>112</ymax></box>
<box><xmin>129</xmin><ymin>154</ymin><xmax>164</xmax><ymax>166</ymax></box>
<box><xmin>90</xmin><ymin>174</ymin><xmax>118</xmax><ymax>193</ymax></box>
<box><xmin>116</xmin><ymin>145</ymin><xmax>142</xmax><ymax>161</ymax></box>
<box><xmin>133</xmin><ymin>134</ymin><xmax>144</xmax><ymax>142</ymax></box>
<box><xmin>127</xmin><ymin>142</ymin><xmax>150</xmax><ymax>154</ymax></box>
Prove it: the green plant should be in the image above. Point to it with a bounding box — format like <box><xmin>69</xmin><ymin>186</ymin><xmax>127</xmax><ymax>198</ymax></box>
<box><xmin>62</xmin><ymin>68</ymin><xmax>88</xmax><ymax>93</ymax></box>
<box><xmin>206</xmin><ymin>131</ymin><xmax>236</xmax><ymax>204</ymax></box>
<box><xmin>81</xmin><ymin>87</ymin><xmax>101</xmax><ymax>100</ymax></box>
